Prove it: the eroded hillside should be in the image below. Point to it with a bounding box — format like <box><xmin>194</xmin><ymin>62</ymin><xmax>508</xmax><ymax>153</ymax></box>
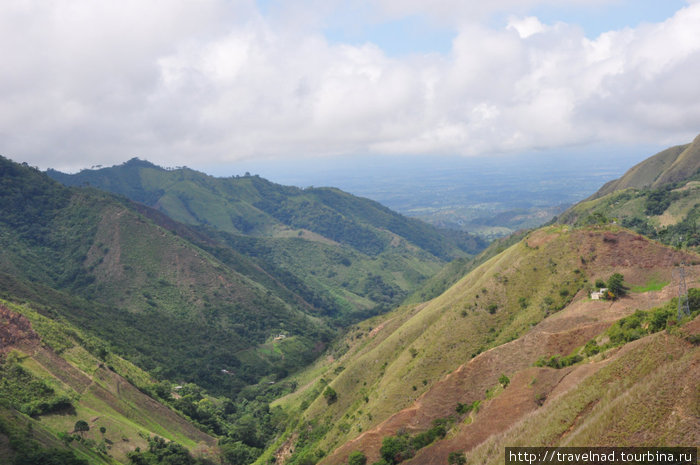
<box><xmin>265</xmin><ymin>225</ymin><xmax>699</xmax><ymax>465</ymax></box>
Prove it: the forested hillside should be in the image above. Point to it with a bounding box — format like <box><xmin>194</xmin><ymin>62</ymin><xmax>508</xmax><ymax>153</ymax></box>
<box><xmin>48</xmin><ymin>159</ymin><xmax>487</xmax><ymax>320</ymax></box>
<box><xmin>1</xmin><ymin>156</ymin><xmax>334</xmax><ymax>397</ymax></box>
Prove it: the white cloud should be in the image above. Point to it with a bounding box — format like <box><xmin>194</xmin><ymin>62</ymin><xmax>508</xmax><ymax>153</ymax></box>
<box><xmin>0</xmin><ymin>0</ymin><xmax>699</xmax><ymax>171</ymax></box>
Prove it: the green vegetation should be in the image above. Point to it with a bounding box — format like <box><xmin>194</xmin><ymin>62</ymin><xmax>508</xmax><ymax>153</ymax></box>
<box><xmin>378</xmin><ymin>419</ymin><xmax>451</xmax><ymax>465</ymax></box>
<box><xmin>348</xmin><ymin>450</ymin><xmax>368</xmax><ymax>465</ymax></box>
<box><xmin>455</xmin><ymin>400</ymin><xmax>481</xmax><ymax>415</ymax></box>
<box><xmin>0</xmin><ymin>156</ymin><xmax>335</xmax><ymax>398</ymax></box>
<box><xmin>534</xmin><ymin>353</ymin><xmax>583</xmax><ymax>369</ymax></box>
<box><xmin>72</xmin><ymin>420</ymin><xmax>89</xmax><ymax>436</ymax></box>
<box><xmin>538</xmin><ymin>289</ymin><xmax>700</xmax><ymax>367</ymax></box>
<box><xmin>559</xmin><ymin>162</ymin><xmax>700</xmax><ymax>251</ymax></box>
<box><xmin>606</xmin><ymin>272</ymin><xmax>627</xmax><ymax>299</ymax></box>
<box><xmin>0</xmin><ymin>358</ymin><xmax>73</xmax><ymax>417</ymax></box>
<box><xmin>47</xmin><ymin>158</ymin><xmax>489</xmax><ymax>323</ymax></box>
<box><xmin>0</xmin><ymin>410</ymin><xmax>89</xmax><ymax>465</ymax></box>
<box><xmin>49</xmin><ymin>159</ymin><xmax>485</xmax><ymax>260</ymax></box>
<box><xmin>630</xmin><ymin>276</ymin><xmax>669</xmax><ymax>293</ymax></box>
<box><xmin>126</xmin><ymin>436</ymin><xmax>212</xmax><ymax>465</ymax></box>
<box><xmin>323</xmin><ymin>386</ymin><xmax>338</xmax><ymax>405</ymax></box>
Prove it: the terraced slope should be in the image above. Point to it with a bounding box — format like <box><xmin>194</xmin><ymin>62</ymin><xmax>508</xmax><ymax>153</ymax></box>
<box><xmin>0</xmin><ymin>301</ymin><xmax>216</xmax><ymax>464</ymax></box>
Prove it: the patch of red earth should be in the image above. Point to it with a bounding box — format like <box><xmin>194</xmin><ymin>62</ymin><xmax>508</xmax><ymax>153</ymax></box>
<box><xmin>408</xmin><ymin>367</ymin><xmax>572</xmax><ymax>465</ymax></box>
<box><xmin>0</xmin><ymin>304</ymin><xmax>39</xmax><ymax>352</ymax></box>
<box><xmin>321</xmin><ymin>230</ymin><xmax>700</xmax><ymax>465</ymax></box>
<box><xmin>323</xmin><ymin>304</ymin><xmax>613</xmax><ymax>465</ymax></box>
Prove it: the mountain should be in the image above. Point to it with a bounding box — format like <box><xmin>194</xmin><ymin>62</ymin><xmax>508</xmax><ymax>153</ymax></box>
<box><xmin>592</xmin><ymin>134</ymin><xmax>700</xmax><ymax>198</ymax></box>
<box><xmin>1</xmin><ymin>156</ymin><xmax>335</xmax><ymax>398</ymax></box>
<box><xmin>557</xmin><ymin>135</ymin><xmax>700</xmax><ymax>250</ymax></box>
<box><xmin>48</xmin><ymin>159</ymin><xmax>487</xmax><ymax>320</ymax></box>
<box><xmin>47</xmin><ymin>158</ymin><xmax>483</xmax><ymax>260</ymax></box>
<box><xmin>257</xmin><ymin>225</ymin><xmax>699</xmax><ymax>465</ymax></box>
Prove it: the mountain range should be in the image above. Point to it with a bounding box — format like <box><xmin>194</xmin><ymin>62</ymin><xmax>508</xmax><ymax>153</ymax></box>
<box><xmin>1</xmin><ymin>136</ymin><xmax>699</xmax><ymax>465</ymax></box>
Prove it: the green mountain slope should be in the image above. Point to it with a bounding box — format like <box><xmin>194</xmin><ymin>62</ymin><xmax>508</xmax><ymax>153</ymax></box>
<box><xmin>47</xmin><ymin>160</ymin><xmax>487</xmax><ymax>318</ymax></box>
<box><xmin>1</xmin><ymin>156</ymin><xmax>333</xmax><ymax>397</ymax></box>
<box><xmin>558</xmin><ymin>136</ymin><xmax>700</xmax><ymax>250</ymax></box>
<box><xmin>0</xmin><ymin>300</ymin><xmax>217</xmax><ymax>465</ymax></box>
<box><xmin>257</xmin><ymin>225</ymin><xmax>699</xmax><ymax>465</ymax></box>
<box><xmin>592</xmin><ymin>134</ymin><xmax>700</xmax><ymax>198</ymax></box>
<box><xmin>48</xmin><ymin>158</ymin><xmax>484</xmax><ymax>260</ymax></box>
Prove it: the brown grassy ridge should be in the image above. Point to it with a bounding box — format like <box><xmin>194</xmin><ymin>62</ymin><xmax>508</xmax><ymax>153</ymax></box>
<box><xmin>465</xmin><ymin>317</ymin><xmax>699</xmax><ymax>465</ymax></box>
<box><xmin>299</xmin><ymin>225</ymin><xmax>698</xmax><ymax>465</ymax></box>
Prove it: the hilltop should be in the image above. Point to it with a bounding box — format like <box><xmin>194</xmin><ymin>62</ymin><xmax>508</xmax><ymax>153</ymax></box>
<box><xmin>48</xmin><ymin>159</ymin><xmax>487</xmax><ymax>320</ymax></box>
<box><xmin>558</xmin><ymin>135</ymin><xmax>700</xmax><ymax>250</ymax></box>
<box><xmin>592</xmin><ymin>134</ymin><xmax>700</xmax><ymax>198</ymax></box>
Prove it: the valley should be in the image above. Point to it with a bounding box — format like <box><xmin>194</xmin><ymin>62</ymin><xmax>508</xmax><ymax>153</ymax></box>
<box><xmin>1</xmin><ymin>137</ymin><xmax>699</xmax><ymax>465</ymax></box>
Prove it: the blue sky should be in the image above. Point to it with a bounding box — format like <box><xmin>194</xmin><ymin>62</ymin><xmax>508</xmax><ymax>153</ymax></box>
<box><xmin>320</xmin><ymin>0</ymin><xmax>689</xmax><ymax>56</ymax></box>
<box><xmin>0</xmin><ymin>0</ymin><xmax>699</xmax><ymax>172</ymax></box>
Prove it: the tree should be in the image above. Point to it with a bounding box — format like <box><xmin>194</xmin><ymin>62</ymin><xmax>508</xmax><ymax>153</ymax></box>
<box><xmin>380</xmin><ymin>435</ymin><xmax>413</xmax><ymax>464</ymax></box>
<box><xmin>348</xmin><ymin>450</ymin><xmax>368</xmax><ymax>465</ymax></box>
<box><xmin>607</xmin><ymin>273</ymin><xmax>626</xmax><ymax>299</ymax></box>
<box><xmin>74</xmin><ymin>420</ymin><xmax>89</xmax><ymax>436</ymax></box>
<box><xmin>498</xmin><ymin>373</ymin><xmax>510</xmax><ymax>389</ymax></box>
<box><xmin>323</xmin><ymin>386</ymin><xmax>338</xmax><ymax>405</ymax></box>
<box><xmin>99</xmin><ymin>426</ymin><xmax>106</xmax><ymax>435</ymax></box>
<box><xmin>448</xmin><ymin>451</ymin><xmax>467</xmax><ymax>465</ymax></box>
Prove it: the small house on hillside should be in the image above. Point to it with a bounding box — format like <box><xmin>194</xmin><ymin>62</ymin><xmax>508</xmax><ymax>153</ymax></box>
<box><xmin>591</xmin><ymin>288</ymin><xmax>608</xmax><ymax>300</ymax></box>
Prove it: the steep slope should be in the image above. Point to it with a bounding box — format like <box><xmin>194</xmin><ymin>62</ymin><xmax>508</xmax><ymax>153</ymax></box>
<box><xmin>0</xmin><ymin>300</ymin><xmax>217</xmax><ymax>465</ymax></box>
<box><xmin>48</xmin><ymin>158</ymin><xmax>483</xmax><ymax>260</ymax></box>
<box><xmin>1</xmin><ymin>156</ymin><xmax>332</xmax><ymax>397</ymax></box>
<box><xmin>466</xmin><ymin>317</ymin><xmax>699</xmax><ymax>465</ymax></box>
<box><xmin>558</xmin><ymin>136</ymin><xmax>700</xmax><ymax>250</ymax></box>
<box><xmin>592</xmin><ymin>134</ymin><xmax>700</xmax><ymax>198</ymax></box>
<box><xmin>261</xmin><ymin>225</ymin><xmax>699</xmax><ymax>465</ymax></box>
<box><xmin>48</xmin><ymin>159</ymin><xmax>487</xmax><ymax>317</ymax></box>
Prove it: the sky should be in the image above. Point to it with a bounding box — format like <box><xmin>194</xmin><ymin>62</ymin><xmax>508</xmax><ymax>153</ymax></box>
<box><xmin>1</xmin><ymin>0</ymin><xmax>700</xmax><ymax>173</ymax></box>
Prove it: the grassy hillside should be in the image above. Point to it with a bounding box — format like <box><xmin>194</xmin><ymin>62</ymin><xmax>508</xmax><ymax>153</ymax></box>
<box><xmin>252</xmin><ymin>225</ymin><xmax>698</xmax><ymax>465</ymax></box>
<box><xmin>0</xmin><ymin>300</ymin><xmax>217</xmax><ymax>465</ymax></box>
<box><xmin>592</xmin><ymin>134</ymin><xmax>700</xmax><ymax>198</ymax></box>
<box><xmin>1</xmin><ymin>156</ymin><xmax>334</xmax><ymax>398</ymax></box>
<box><xmin>558</xmin><ymin>137</ymin><xmax>700</xmax><ymax>250</ymax></box>
<box><xmin>48</xmin><ymin>159</ymin><xmax>487</xmax><ymax>317</ymax></box>
<box><xmin>467</xmin><ymin>315</ymin><xmax>699</xmax><ymax>465</ymax></box>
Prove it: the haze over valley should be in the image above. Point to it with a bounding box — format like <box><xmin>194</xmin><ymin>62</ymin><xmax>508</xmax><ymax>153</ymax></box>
<box><xmin>1</xmin><ymin>1</ymin><xmax>700</xmax><ymax>465</ymax></box>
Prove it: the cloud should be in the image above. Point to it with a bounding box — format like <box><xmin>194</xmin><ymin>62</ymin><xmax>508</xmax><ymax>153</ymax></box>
<box><xmin>0</xmin><ymin>0</ymin><xmax>699</xmax><ymax>171</ymax></box>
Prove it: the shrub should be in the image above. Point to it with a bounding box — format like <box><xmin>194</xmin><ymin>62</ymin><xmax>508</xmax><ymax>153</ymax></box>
<box><xmin>348</xmin><ymin>450</ymin><xmax>368</xmax><ymax>465</ymax></box>
<box><xmin>449</xmin><ymin>452</ymin><xmax>467</xmax><ymax>465</ymax></box>
<box><xmin>323</xmin><ymin>386</ymin><xmax>338</xmax><ymax>405</ymax></box>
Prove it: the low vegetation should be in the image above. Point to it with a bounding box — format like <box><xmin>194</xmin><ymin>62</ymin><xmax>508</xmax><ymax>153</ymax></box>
<box><xmin>376</xmin><ymin>418</ymin><xmax>452</xmax><ymax>465</ymax></box>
